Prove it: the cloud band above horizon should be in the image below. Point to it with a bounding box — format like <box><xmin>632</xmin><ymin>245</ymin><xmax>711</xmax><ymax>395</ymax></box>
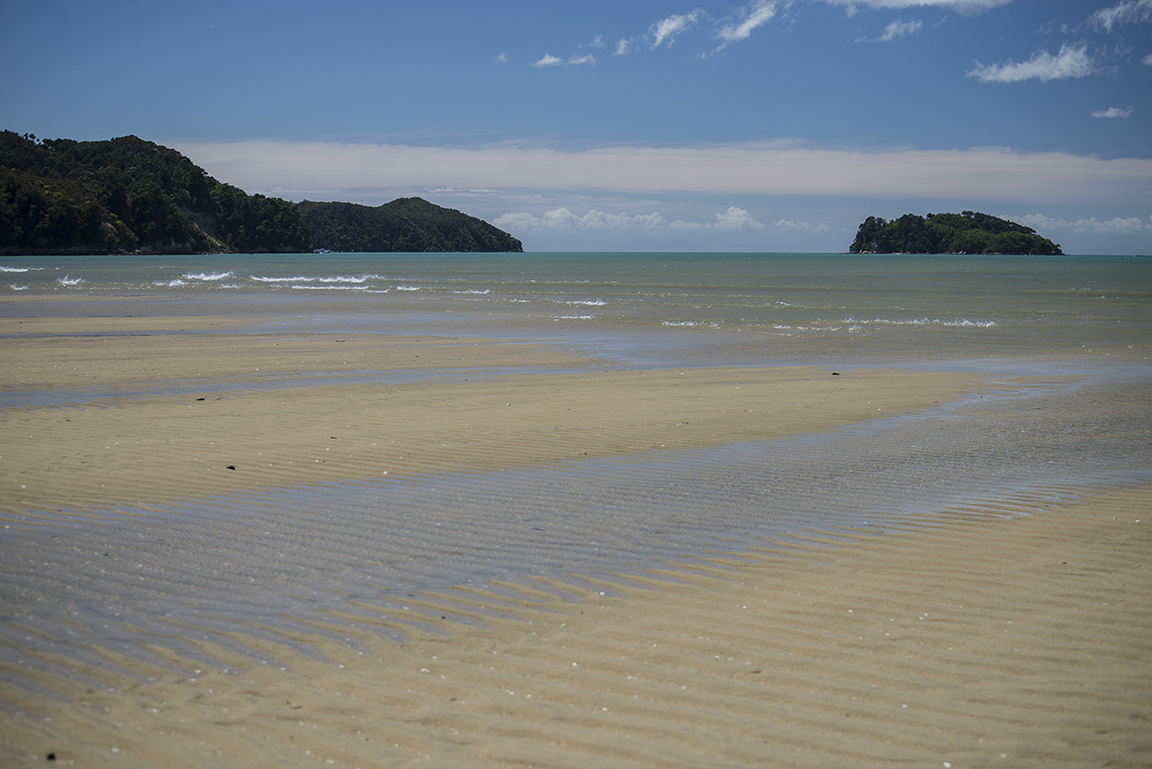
<box><xmin>173</xmin><ymin>140</ymin><xmax>1152</xmax><ymax>207</ymax></box>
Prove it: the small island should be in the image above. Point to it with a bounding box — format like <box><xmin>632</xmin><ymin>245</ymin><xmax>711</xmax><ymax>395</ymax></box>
<box><xmin>0</xmin><ymin>131</ymin><xmax>521</xmax><ymax>255</ymax></box>
<box><xmin>849</xmin><ymin>211</ymin><xmax>1062</xmax><ymax>255</ymax></box>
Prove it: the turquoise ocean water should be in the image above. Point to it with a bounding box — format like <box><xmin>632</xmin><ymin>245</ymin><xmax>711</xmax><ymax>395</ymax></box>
<box><xmin>1</xmin><ymin>252</ymin><xmax>1150</xmax><ymax>661</ymax></box>
<box><xmin>3</xmin><ymin>251</ymin><xmax>1150</xmax><ymax>362</ymax></box>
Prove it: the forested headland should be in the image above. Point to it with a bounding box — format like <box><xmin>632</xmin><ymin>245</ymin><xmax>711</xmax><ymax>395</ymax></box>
<box><xmin>297</xmin><ymin>198</ymin><xmax>522</xmax><ymax>253</ymax></box>
<box><xmin>0</xmin><ymin>131</ymin><xmax>310</xmax><ymax>255</ymax></box>
<box><xmin>0</xmin><ymin>131</ymin><xmax>521</xmax><ymax>255</ymax></box>
<box><xmin>849</xmin><ymin>212</ymin><xmax>1063</xmax><ymax>255</ymax></box>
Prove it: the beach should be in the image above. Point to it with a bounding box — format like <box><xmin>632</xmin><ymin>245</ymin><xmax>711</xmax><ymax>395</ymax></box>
<box><xmin>1</xmin><ymin>486</ymin><xmax>1149</xmax><ymax>768</ymax></box>
<box><xmin>2</xmin><ymin>253</ymin><xmax>1151</xmax><ymax>767</ymax></box>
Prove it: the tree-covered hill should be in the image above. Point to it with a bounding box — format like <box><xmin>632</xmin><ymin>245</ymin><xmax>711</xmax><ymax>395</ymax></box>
<box><xmin>0</xmin><ymin>131</ymin><xmax>310</xmax><ymax>255</ymax></box>
<box><xmin>849</xmin><ymin>211</ymin><xmax>1062</xmax><ymax>255</ymax></box>
<box><xmin>296</xmin><ymin>198</ymin><xmax>522</xmax><ymax>253</ymax></box>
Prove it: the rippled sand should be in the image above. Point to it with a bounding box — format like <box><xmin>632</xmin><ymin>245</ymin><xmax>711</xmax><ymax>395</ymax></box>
<box><xmin>2</xmin><ymin>297</ymin><xmax>1150</xmax><ymax>768</ymax></box>
<box><xmin>2</xmin><ymin>484</ymin><xmax>1149</xmax><ymax>768</ymax></box>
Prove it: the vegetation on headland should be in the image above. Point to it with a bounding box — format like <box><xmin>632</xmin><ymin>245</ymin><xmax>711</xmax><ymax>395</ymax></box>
<box><xmin>849</xmin><ymin>211</ymin><xmax>1063</xmax><ymax>255</ymax></box>
<box><xmin>0</xmin><ymin>131</ymin><xmax>522</xmax><ymax>255</ymax></box>
<box><xmin>297</xmin><ymin>198</ymin><xmax>522</xmax><ymax>253</ymax></box>
<box><xmin>0</xmin><ymin>131</ymin><xmax>310</xmax><ymax>255</ymax></box>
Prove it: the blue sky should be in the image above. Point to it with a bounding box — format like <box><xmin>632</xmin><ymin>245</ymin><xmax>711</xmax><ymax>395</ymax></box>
<box><xmin>2</xmin><ymin>0</ymin><xmax>1150</xmax><ymax>253</ymax></box>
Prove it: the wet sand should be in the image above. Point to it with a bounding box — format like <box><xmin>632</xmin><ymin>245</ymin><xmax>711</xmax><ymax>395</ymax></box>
<box><xmin>2</xmin><ymin>483</ymin><xmax>1149</xmax><ymax>768</ymax></box>
<box><xmin>1</xmin><ymin>309</ymin><xmax>988</xmax><ymax>519</ymax></box>
<box><xmin>2</xmin><ymin>298</ymin><xmax>1151</xmax><ymax>767</ymax></box>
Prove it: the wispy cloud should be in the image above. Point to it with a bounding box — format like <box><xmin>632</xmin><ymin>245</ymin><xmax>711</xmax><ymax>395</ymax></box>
<box><xmin>532</xmin><ymin>54</ymin><xmax>563</xmax><ymax>68</ymax></box>
<box><xmin>967</xmin><ymin>43</ymin><xmax>1094</xmax><ymax>82</ymax></box>
<box><xmin>532</xmin><ymin>53</ymin><xmax>596</xmax><ymax>67</ymax></box>
<box><xmin>494</xmin><ymin>209</ymin><xmax>665</xmax><ymax>234</ymax></box>
<box><xmin>615</xmin><ymin>38</ymin><xmax>631</xmax><ymax>55</ymax></box>
<box><xmin>492</xmin><ymin>206</ymin><xmax>764</xmax><ymax>234</ymax></box>
<box><xmin>173</xmin><ymin>140</ymin><xmax>1152</xmax><ymax>207</ymax></box>
<box><xmin>821</xmin><ymin>0</ymin><xmax>1010</xmax><ymax>14</ymax></box>
<box><xmin>880</xmin><ymin>19</ymin><xmax>922</xmax><ymax>40</ymax></box>
<box><xmin>857</xmin><ymin>18</ymin><xmax>922</xmax><ymax>42</ymax></box>
<box><xmin>1144</xmin><ymin>53</ymin><xmax>1152</xmax><ymax>65</ymax></box>
<box><xmin>494</xmin><ymin>52</ymin><xmax>508</xmax><ymax>64</ymax></box>
<box><xmin>650</xmin><ymin>10</ymin><xmax>704</xmax><ymax>48</ymax></box>
<box><xmin>715</xmin><ymin>1</ymin><xmax>778</xmax><ymax>50</ymax></box>
<box><xmin>1014</xmin><ymin>213</ymin><xmax>1152</xmax><ymax>235</ymax></box>
<box><xmin>1090</xmin><ymin>0</ymin><xmax>1152</xmax><ymax>32</ymax></box>
<box><xmin>774</xmin><ymin>219</ymin><xmax>832</xmax><ymax>233</ymax></box>
<box><xmin>1092</xmin><ymin>106</ymin><xmax>1133</xmax><ymax>118</ymax></box>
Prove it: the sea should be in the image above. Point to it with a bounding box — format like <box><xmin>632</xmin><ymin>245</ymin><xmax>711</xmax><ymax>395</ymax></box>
<box><xmin>3</xmin><ymin>251</ymin><xmax>1150</xmax><ymax>362</ymax></box>
<box><xmin>1</xmin><ymin>252</ymin><xmax>1151</xmax><ymax>664</ymax></box>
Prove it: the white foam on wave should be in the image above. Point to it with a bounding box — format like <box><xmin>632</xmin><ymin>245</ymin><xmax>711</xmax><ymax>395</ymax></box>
<box><xmin>9</xmin><ymin>284</ymin><xmax>28</xmax><ymax>291</ymax></box>
<box><xmin>566</xmin><ymin>299</ymin><xmax>606</xmax><ymax>306</ymax></box>
<box><xmin>553</xmin><ymin>314</ymin><xmax>594</xmax><ymax>321</ymax></box>
<box><xmin>943</xmin><ymin>319</ymin><xmax>998</xmax><ymax>328</ymax></box>
<box><xmin>58</xmin><ymin>276</ymin><xmax>83</xmax><ymax>286</ymax></box>
<box><xmin>396</xmin><ymin>285</ymin><xmax>421</xmax><ymax>291</ymax></box>
<box><xmin>154</xmin><ymin>279</ymin><xmax>187</xmax><ymax>287</ymax></box>
<box><xmin>844</xmin><ymin>316</ymin><xmax>997</xmax><ymax>329</ymax></box>
<box><xmin>318</xmin><ymin>275</ymin><xmax>378</xmax><ymax>284</ymax></box>
<box><xmin>250</xmin><ymin>275</ymin><xmax>310</xmax><ymax>283</ymax></box>
<box><xmin>183</xmin><ymin>271</ymin><xmax>234</xmax><ymax>281</ymax></box>
<box><xmin>0</xmin><ymin>266</ymin><xmax>30</xmax><ymax>273</ymax></box>
<box><xmin>291</xmin><ymin>284</ymin><xmax>370</xmax><ymax>291</ymax></box>
<box><xmin>453</xmin><ymin>289</ymin><xmax>490</xmax><ymax>295</ymax></box>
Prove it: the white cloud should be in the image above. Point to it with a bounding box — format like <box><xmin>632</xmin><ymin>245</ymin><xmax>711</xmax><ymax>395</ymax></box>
<box><xmin>1090</xmin><ymin>0</ymin><xmax>1152</xmax><ymax>32</ymax></box>
<box><xmin>878</xmin><ymin>19</ymin><xmax>922</xmax><ymax>40</ymax></box>
<box><xmin>590</xmin><ymin>35</ymin><xmax>606</xmax><ymax>49</ymax></box>
<box><xmin>1144</xmin><ymin>53</ymin><xmax>1152</xmax><ymax>65</ymax></box>
<box><xmin>496</xmin><ymin>209</ymin><xmax>651</xmax><ymax>232</ymax></box>
<box><xmin>857</xmin><ymin>18</ymin><xmax>923</xmax><ymax>42</ymax></box>
<box><xmin>493</xmin><ymin>206</ymin><xmax>762</xmax><ymax>235</ymax></box>
<box><xmin>822</xmin><ymin>0</ymin><xmax>1010</xmax><ymax>13</ymax></box>
<box><xmin>774</xmin><ymin>219</ymin><xmax>832</xmax><ymax>233</ymax></box>
<box><xmin>651</xmin><ymin>10</ymin><xmax>704</xmax><ymax>48</ymax></box>
<box><xmin>1013</xmin><ymin>213</ymin><xmax>1152</xmax><ymax>235</ymax></box>
<box><xmin>173</xmin><ymin>140</ymin><xmax>1152</xmax><ymax>208</ymax></box>
<box><xmin>494</xmin><ymin>52</ymin><xmax>508</xmax><ymax>64</ymax></box>
<box><xmin>715</xmin><ymin>1</ymin><xmax>778</xmax><ymax>49</ymax></box>
<box><xmin>1092</xmin><ymin>106</ymin><xmax>1133</xmax><ymax>118</ymax></box>
<box><xmin>713</xmin><ymin>206</ymin><xmax>765</xmax><ymax>230</ymax></box>
<box><xmin>615</xmin><ymin>38</ymin><xmax>631</xmax><ymax>55</ymax></box>
<box><xmin>967</xmin><ymin>43</ymin><xmax>1094</xmax><ymax>83</ymax></box>
<box><xmin>532</xmin><ymin>53</ymin><xmax>595</xmax><ymax>67</ymax></box>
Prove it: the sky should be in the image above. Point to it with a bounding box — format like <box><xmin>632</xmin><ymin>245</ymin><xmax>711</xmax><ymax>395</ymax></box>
<box><xmin>2</xmin><ymin>0</ymin><xmax>1150</xmax><ymax>253</ymax></box>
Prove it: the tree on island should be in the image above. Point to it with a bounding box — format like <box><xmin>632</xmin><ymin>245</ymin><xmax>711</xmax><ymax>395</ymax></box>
<box><xmin>849</xmin><ymin>211</ymin><xmax>1062</xmax><ymax>255</ymax></box>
